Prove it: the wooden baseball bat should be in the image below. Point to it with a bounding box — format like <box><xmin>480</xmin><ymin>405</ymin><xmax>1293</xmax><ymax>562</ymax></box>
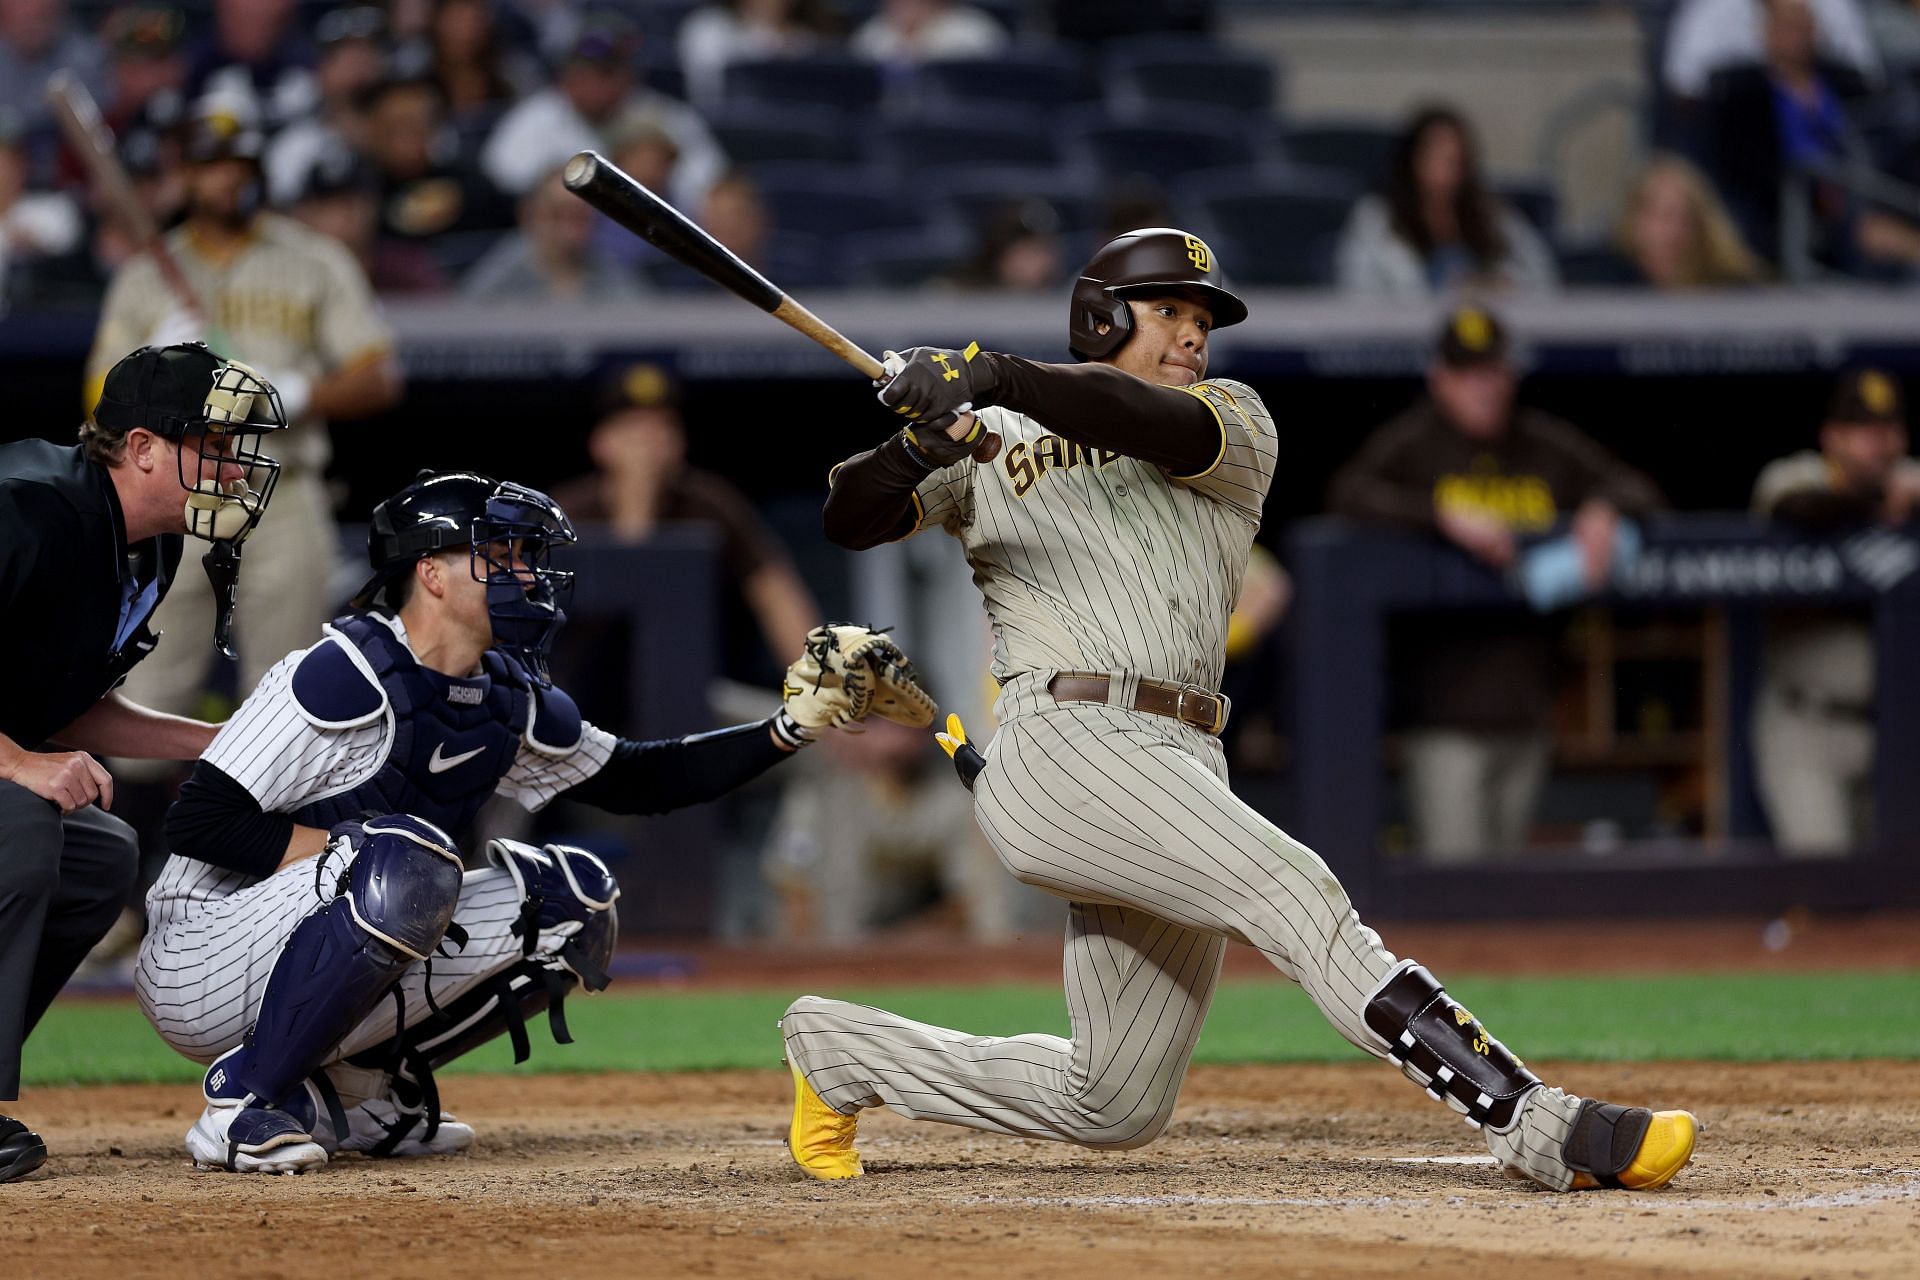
<box><xmin>561</xmin><ymin>151</ymin><xmax>997</xmax><ymax>461</ymax></box>
<box><xmin>45</xmin><ymin>70</ymin><xmax>212</xmax><ymax>328</ymax></box>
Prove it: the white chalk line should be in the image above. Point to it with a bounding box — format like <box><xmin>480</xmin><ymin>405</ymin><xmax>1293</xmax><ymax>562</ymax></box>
<box><xmin>966</xmin><ymin>1170</ymin><xmax>1920</xmax><ymax>1215</ymax></box>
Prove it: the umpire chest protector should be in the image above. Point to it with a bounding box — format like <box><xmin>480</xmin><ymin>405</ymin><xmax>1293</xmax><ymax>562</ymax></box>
<box><xmin>287</xmin><ymin>612</ymin><xmax>582</xmax><ymax>838</ymax></box>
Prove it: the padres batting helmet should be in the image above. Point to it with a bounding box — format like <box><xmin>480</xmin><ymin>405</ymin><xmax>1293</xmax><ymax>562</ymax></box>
<box><xmin>1068</xmin><ymin>227</ymin><xmax>1248</xmax><ymax>362</ymax></box>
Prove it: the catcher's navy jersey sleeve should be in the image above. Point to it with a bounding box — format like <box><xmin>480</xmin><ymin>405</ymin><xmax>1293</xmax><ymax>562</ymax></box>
<box><xmin>556</xmin><ymin>720</ymin><xmax>791</xmax><ymax>815</ymax></box>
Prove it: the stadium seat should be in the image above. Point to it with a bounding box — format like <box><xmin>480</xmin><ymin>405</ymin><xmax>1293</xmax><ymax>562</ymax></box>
<box><xmin>916</xmin><ymin>46</ymin><xmax>1098</xmax><ymax>112</ymax></box>
<box><xmin>1073</xmin><ymin>114</ymin><xmax>1265</xmax><ymax>185</ymax></box>
<box><xmin>750</xmin><ymin>165</ymin><xmax>927</xmax><ymax>242</ymax></box>
<box><xmin>1104</xmin><ymin>35</ymin><xmax>1281</xmax><ymax>118</ymax></box>
<box><xmin>1181</xmin><ymin>166</ymin><xmax>1361</xmax><ymax>287</ymax></box>
<box><xmin>723</xmin><ymin>56</ymin><xmax>884</xmax><ymax>115</ymax></box>
<box><xmin>1496</xmin><ymin>179</ymin><xmax>1559</xmax><ymax>238</ymax></box>
<box><xmin>840</xmin><ymin>226</ymin><xmax>975</xmax><ymax>289</ymax></box>
<box><xmin>1283</xmin><ymin>122</ymin><xmax>1400</xmax><ymax>192</ymax></box>
<box><xmin>705</xmin><ymin>104</ymin><xmax>855</xmax><ymax>170</ymax></box>
<box><xmin>874</xmin><ymin>110</ymin><xmax>1064</xmax><ymax>174</ymax></box>
<box><xmin>922</xmin><ymin>167</ymin><xmax>1104</xmax><ymax>237</ymax></box>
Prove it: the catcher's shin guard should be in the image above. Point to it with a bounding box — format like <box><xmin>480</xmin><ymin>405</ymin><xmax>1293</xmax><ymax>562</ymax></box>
<box><xmin>230</xmin><ymin>816</ymin><xmax>464</xmax><ymax>1110</ymax></box>
<box><xmin>1363</xmin><ymin>961</ymin><xmax>1541</xmax><ymax>1131</ymax></box>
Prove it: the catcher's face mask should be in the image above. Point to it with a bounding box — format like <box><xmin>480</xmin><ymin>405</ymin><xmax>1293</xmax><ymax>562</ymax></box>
<box><xmin>469</xmin><ymin>482</ymin><xmax>577</xmax><ymax>687</ymax></box>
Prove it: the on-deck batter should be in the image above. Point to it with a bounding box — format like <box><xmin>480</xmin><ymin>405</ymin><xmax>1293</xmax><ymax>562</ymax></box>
<box><xmin>780</xmin><ymin>228</ymin><xmax>1699</xmax><ymax>1192</ymax></box>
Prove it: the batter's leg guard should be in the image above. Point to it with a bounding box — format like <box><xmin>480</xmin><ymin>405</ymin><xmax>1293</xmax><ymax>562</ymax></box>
<box><xmin>1363</xmin><ymin>961</ymin><xmax>1542</xmax><ymax>1132</ymax></box>
<box><xmin>225</xmin><ymin>816</ymin><xmax>465</xmax><ymax>1115</ymax></box>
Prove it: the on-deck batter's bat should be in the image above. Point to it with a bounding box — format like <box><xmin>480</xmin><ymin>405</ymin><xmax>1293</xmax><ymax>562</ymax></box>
<box><xmin>45</xmin><ymin>70</ymin><xmax>212</xmax><ymax>329</ymax></box>
<box><xmin>561</xmin><ymin>150</ymin><xmax>998</xmax><ymax>461</ymax></box>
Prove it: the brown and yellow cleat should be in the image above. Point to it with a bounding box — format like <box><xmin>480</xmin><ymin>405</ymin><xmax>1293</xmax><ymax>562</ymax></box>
<box><xmin>787</xmin><ymin>1058</ymin><xmax>863</xmax><ymax>1180</ymax></box>
<box><xmin>1564</xmin><ymin>1102</ymin><xmax>1699</xmax><ymax>1190</ymax></box>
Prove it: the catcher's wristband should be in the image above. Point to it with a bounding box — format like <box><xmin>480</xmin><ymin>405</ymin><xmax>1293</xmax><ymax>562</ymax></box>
<box><xmin>770</xmin><ymin>706</ymin><xmax>818</xmax><ymax>750</ymax></box>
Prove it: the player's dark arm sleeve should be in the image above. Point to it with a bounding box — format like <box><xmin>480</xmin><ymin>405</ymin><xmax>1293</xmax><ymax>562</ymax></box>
<box><xmin>164</xmin><ymin>760</ymin><xmax>297</xmax><ymax>881</ymax></box>
<box><xmin>981</xmin><ymin>353</ymin><xmax>1220</xmax><ymax>473</ymax></box>
<box><xmin>822</xmin><ymin>436</ymin><xmax>927</xmax><ymax>550</ymax></box>
<box><xmin>1326</xmin><ymin>426</ymin><xmax>1441</xmax><ymax>530</ymax></box>
<box><xmin>557</xmin><ymin>719</ymin><xmax>792</xmax><ymax>815</ymax></box>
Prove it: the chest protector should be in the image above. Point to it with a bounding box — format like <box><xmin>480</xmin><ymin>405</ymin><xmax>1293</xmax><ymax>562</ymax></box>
<box><xmin>287</xmin><ymin>612</ymin><xmax>581</xmax><ymax>840</ymax></box>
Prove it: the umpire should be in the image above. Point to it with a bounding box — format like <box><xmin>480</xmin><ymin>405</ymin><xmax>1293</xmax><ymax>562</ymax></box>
<box><xmin>0</xmin><ymin>343</ymin><xmax>285</xmax><ymax>1182</ymax></box>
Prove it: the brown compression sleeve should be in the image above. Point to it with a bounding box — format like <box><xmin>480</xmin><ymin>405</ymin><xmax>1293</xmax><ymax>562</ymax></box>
<box><xmin>822</xmin><ymin>434</ymin><xmax>928</xmax><ymax>550</ymax></box>
<box><xmin>981</xmin><ymin>353</ymin><xmax>1222</xmax><ymax>473</ymax></box>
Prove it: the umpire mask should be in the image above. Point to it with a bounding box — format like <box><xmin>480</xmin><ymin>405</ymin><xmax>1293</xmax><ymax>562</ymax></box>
<box><xmin>469</xmin><ymin>482</ymin><xmax>577</xmax><ymax>688</ymax></box>
<box><xmin>93</xmin><ymin>343</ymin><xmax>289</xmax><ymax>658</ymax></box>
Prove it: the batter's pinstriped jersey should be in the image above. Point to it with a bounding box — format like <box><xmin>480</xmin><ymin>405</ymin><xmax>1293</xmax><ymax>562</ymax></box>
<box><xmin>86</xmin><ymin>213</ymin><xmax>394</xmax><ymax>473</ymax></box>
<box><xmin>145</xmin><ymin>611</ymin><xmax>615</xmax><ymax>928</ymax></box>
<box><xmin>903</xmin><ymin>379</ymin><xmax>1277</xmax><ymax>690</ymax></box>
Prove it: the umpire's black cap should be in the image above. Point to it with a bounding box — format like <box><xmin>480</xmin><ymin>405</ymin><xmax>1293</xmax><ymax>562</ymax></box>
<box><xmin>1827</xmin><ymin>368</ymin><xmax>1906</xmax><ymax>426</ymax></box>
<box><xmin>352</xmin><ymin>470</ymin><xmax>498</xmax><ymax>609</ymax></box>
<box><xmin>94</xmin><ymin>342</ymin><xmax>277</xmax><ymax>439</ymax></box>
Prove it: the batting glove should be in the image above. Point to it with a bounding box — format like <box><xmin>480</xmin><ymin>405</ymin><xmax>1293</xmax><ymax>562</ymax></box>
<box><xmin>876</xmin><ymin>343</ymin><xmax>999</xmax><ymax>430</ymax></box>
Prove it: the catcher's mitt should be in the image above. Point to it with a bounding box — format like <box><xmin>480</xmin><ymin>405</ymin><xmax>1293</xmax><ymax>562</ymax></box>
<box><xmin>783</xmin><ymin>624</ymin><xmax>936</xmax><ymax>730</ymax></box>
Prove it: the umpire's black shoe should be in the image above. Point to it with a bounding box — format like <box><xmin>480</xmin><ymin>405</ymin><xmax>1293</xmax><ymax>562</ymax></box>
<box><xmin>0</xmin><ymin>1114</ymin><xmax>49</xmax><ymax>1183</ymax></box>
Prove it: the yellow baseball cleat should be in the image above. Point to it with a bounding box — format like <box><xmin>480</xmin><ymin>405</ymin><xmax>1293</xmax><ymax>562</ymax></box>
<box><xmin>787</xmin><ymin>1058</ymin><xmax>863</xmax><ymax>1180</ymax></box>
<box><xmin>1565</xmin><ymin>1103</ymin><xmax>1699</xmax><ymax>1190</ymax></box>
<box><xmin>1611</xmin><ymin>1110</ymin><xmax>1699</xmax><ymax>1189</ymax></box>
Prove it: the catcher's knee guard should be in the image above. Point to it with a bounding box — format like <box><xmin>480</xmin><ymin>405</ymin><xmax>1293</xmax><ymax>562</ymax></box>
<box><xmin>1363</xmin><ymin>960</ymin><xmax>1541</xmax><ymax>1132</ymax></box>
<box><xmin>487</xmin><ymin>838</ymin><xmax>621</xmax><ymax>990</ymax></box>
<box><xmin>229</xmin><ymin>815</ymin><xmax>464</xmax><ymax>1110</ymax></box>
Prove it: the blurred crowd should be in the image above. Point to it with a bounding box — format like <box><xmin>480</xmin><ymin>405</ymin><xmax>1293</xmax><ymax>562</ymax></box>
<box><xmin>7</xmin><ymin>0</ymin><xmax>1920</xmax><ymax>312</ymax></box>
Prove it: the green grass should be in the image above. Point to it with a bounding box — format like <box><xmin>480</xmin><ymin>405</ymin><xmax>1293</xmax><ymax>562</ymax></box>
<box><xmin>24</xmin><ymin>970</ymin><xmax>1920</xmax><ymax>1088</ymax></box>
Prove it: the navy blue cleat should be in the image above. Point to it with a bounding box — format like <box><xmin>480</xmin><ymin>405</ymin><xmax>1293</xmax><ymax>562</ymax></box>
<box><xmin>186</xmin><ymin>1048</ymin><xmax>328</xmax><ymax>1174</ymax></box>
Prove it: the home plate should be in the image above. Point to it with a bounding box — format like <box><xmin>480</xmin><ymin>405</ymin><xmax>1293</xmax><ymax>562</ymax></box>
<box><xmin>1387</xmin><ymin>1156</ymin><xmax>1500</xmax><ymax>1165</ymax></box>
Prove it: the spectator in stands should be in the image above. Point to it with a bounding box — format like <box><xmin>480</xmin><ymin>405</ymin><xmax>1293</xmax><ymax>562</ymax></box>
<box><xmin>185</xmin><ymin>0</ymin><xmax>318</xmax><ymax>131</ymax></box>
<box><xmin>677</xmin><ymin>0</ymin><xmax>838</xmax><ymax>107</ymax></box>
<box><xmin>1664</xmin><ymin>0</ymin><xmax>1881</xmax><ymax>101</ymax></box>
<box><xmin>1328</xmin><ymin>306</ymin><xmax>1662</xmax><ymax>863</ymax></box>
<box><xmin>590</xmin><ymin>117</ymin><xmax>678</xmax><ymax>274</ymax></box>
<box><xmin>264</xmin><ymin>6</ymin><xmax>388</xmax><ymax>207</ymax></box>
<box><xmin>1707</xmin><ymin>0</ymin><xmax>1920</xmax><ymax>276</ymax></box>
<box><xmin>1602</xmin><ymin>153</ymin><xmax>1768</xmax><ymax>289</ymax></box>
<box><xmin>1334</xmin><ymin>105</ymin><xmax>1559</xmax><ymax>297</ymax></box>
<box><xmin>764</xmin><ymin>717</ymin><xmax>1021</xmax><ymax>943</ymax></box>
<box><xmin>99</xmin><ymin>4</ymin><xmax>188</xmax><ymax>134</ymax></box>
<box><xmin>1750</xmin><ymin>368</ymin><xmax>1920</xmax><ymax>855</ymax></box>
<box><xmin>1</xmin><ymin>107</ymin><xmax>82</xmax><ymax>305</ymax></box>
<box><xmin>550</xmin><ymin>362</ymin><xmax>821</xmax><ymax>678</ymax></box>
<box><xmin>429</xmin><ymin>0</ymin><xmax>544</xmax><ymax>146</ymax></box>
<box><xmin>362</xmin><ymin>75</ymin><xmax>511</xmax><ymax>250</ymax></box>
<box><xmin>0</xmin><ymin>0</ymin><xmax>107</xmax><ymax>139</ymax></box>
<box><xmin>289</xmin><ymin>142</ymin><xmax>445</xmax><ymax>293</ymax></box>
<box><xmin>948</xmin><ymin>199</ymin><xmax>1068</xmax><ymax>292</ymax></box>
<box><xmin>851</xmin><ymin>0</ymin><xmax>1007</xmax><ymax>70</ymax></box>
<box><xmin>482</xmin><ymin>14</ymin><xmax>726</xmax><ymax>212</ymax></box>
<box><xmin>462</xmin><ymin>164</ymin><xmax>643</xmax><ymax>300</ymax></box>
<box><xmin>696</xmin><ymin>169</ymin><xmax>770</xmax><ymax>269</ymax></box>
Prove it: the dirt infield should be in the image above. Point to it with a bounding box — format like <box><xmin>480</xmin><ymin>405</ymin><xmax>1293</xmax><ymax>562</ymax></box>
<box><xmin>6</xmin><ymin>1059</ymin><xmax>1916</xmax><ymax>1280</ymax></box>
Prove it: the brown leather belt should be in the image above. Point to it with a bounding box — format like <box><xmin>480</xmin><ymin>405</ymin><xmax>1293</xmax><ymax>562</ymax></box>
<box><xmin>1047</xmin><ymin>672</ymin><xmax>1229</xmax><ymax>736</ymax></box>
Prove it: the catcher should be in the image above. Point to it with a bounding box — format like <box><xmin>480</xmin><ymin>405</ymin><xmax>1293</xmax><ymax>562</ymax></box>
<box><xmin>133</xmin><ymin>470</ymin><xmax>931</xmax><ymax>1172</ymax></box>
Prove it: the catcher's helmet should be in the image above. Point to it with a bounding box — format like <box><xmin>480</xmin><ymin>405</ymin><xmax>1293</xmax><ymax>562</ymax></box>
<box><xmin>353</xmin><ymin>471</ymin><xmax>498</xmax><ymax>608</ymax></box>
<box><xmin>1067</xmin><ymin>227</ymin><xmax>1248</xmax><ymax>362</ymax></box>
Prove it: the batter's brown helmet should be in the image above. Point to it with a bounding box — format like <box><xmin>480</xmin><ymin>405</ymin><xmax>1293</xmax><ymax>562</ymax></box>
<box><xmin>1068</xmin><ymin>227</ymin><xmax>1248</xmax><ymax>361</ymax></box>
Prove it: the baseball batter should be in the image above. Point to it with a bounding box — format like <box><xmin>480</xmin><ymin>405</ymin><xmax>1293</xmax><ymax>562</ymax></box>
<box><xmin>780</xmin><ymin>229</ymin><xmax>1698</xmax><ymax>1192</ymax></box>
<box><xmin>137</xmin><ymin>471</ymin><xmax>931</xmax><ymax>1172</ymax></box>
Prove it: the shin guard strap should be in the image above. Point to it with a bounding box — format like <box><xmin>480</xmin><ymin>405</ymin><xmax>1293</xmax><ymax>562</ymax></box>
<box><xmin>1363</xmin><ymin>962</ymin><xmax>1541</xmax><ymax>1131</ymax></box>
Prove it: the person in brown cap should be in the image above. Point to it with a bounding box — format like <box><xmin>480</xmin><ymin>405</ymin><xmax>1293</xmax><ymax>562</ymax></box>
<box><xmin>1749</xmin><ymin>367</ymin><xmax>1920</xmax><ymax>855</ymax></box>
<box><xmin>1329</xmin><ymin>303</ymin><xmax>1663</xmax><ymax>863</ymax></box>
<box><xmin>549</xmin><ymin>362</ymin><xmax>820</xmax><ymax>684</ymax></box>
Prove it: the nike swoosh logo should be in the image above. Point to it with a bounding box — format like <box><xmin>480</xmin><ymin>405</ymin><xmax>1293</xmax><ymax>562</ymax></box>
<box><xmin>427</xmin><ymin>743</ymin><xmax>488</xmax><ymax>774</ymax></box>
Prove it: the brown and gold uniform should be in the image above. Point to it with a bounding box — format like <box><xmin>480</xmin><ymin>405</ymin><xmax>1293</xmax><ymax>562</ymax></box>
<box><xmin>86</xmin><ymin>213</ymin><xmax>395</xmax><ymax>709</ymax></box>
